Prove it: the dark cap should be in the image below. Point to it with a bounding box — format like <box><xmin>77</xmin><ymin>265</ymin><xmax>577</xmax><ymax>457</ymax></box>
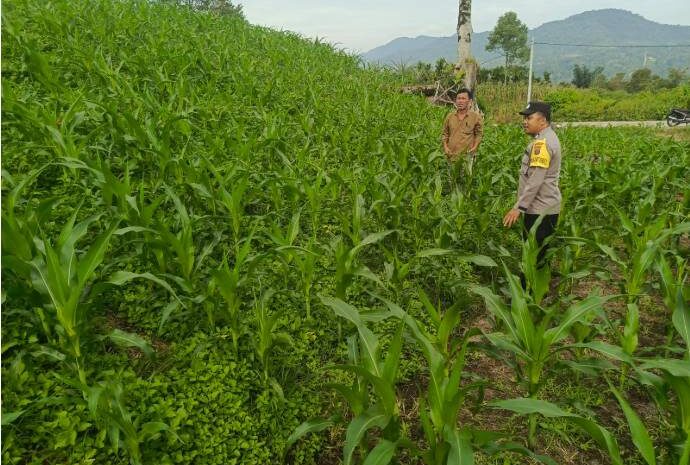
<box><xmin>519</xmin><ymin>101</ymin><xmax>551</xmax><ymax>121</ymax></box>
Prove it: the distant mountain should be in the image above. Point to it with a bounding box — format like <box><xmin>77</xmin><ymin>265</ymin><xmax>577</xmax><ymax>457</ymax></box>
<box><xmin>362</xmin><ymin>9</ymin><xmax>690</xmax><ymax>82</ymax></box>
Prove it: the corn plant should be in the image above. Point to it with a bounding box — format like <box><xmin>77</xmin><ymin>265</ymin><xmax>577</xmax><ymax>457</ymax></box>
<box><xmin>210</xmin><ymin>235</ymin><xmax>257</xmax><ymax>352</ymax></box>
<box><xmin>250</xmin><ymin>288</ymin><xmax>294</xmax><ymax>398</ymax></box>
<box><xmin>658</xmin><ymin>254</ymin><xmax>689</xmax><ymax>358</ymax></box>
<box><xmin>274</xmin><ymin>238</ymin><xmax>321</xmax><ymax>320</ymax></box>
<box><xmin>320</xmin><ymin>296</ymin><xmax>410</xmax><ymax>465</ymax></box>
<box><xmin>585</xmin><ymin>353</ymin><xmax>690</xmax><ymax>465</ymax></box>
<box><xmin>332</xmin><ymin>230</ymin><xmax>393</xmax><ymax>300</ymax></box>
<box><xmin>570</xmin><ymin>274</ymin><xmax>689</xmax><ymax>464</ymax></box>
<box><xmin>54</xmin><ymin>370</ymin><xmax>175</xmax><ymax>465</ymax></box>
<box><xmin>472</xmin><ymin>263</ymin><xmax>611</xmax><ymax>447</ymax></box>
<box><xmin>26</xmin><ymin>212</ymin><xmax>119</xmax><ymax>378</ymax></box>
<box><xmin>377</xmin><ymin>294</ymin><xmax>479</xmax><ymax>464</ymax></box>
<box><xmin>574</xmin><ymin>219</ymin><xmax>689</xmax><ymax>367</ymax></box>
<box><xmin>490</xmin><ymin>397</ymin><xmax>623</xmax><ymax>465</ymax></box>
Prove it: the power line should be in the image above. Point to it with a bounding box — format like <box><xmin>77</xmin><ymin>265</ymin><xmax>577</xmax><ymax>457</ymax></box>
<box><xmin>480</xmin><ymin>54</ymin><xmax>505</xmax><ymax>65</ymax></box>
<box><xmin>533</xmin><ymin>42</ymin><xmax>690</xmax><ymax>48</ymax></box>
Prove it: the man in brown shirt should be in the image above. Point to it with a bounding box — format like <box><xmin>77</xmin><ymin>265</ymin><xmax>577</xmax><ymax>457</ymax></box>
<box><xmin>442</xmin><ymin>88</ymin><xmax>483</xmax><ymax>190</ymax></box>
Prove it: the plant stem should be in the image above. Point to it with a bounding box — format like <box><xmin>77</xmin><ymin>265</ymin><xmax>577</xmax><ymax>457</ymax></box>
<box><xmin>680</xmin><ymin>434</ymin><xmax>690</xmax><ymax>465</ymax></box>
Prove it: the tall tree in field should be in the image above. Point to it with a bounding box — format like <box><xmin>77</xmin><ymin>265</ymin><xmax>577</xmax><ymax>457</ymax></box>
<box><xmin>486</xmin><ymin>12</ymin><xmax>529</xmax><ymax>84</ymax></box>
<box><xmin>456</xmin><ymin>0</ymin><xmax>477</xmax><ymax>91</ymax></box>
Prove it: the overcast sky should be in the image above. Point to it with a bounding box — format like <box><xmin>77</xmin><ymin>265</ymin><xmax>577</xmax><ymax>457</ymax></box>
<box><xmin>238</xmin><ymin>1</ymin><xmax>690</xmax><ymax>53</ymax></box>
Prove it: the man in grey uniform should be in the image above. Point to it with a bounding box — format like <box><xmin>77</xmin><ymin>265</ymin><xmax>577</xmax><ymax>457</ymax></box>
<box><xmin>503</xmin><ymin>101</ymin><xmax>561</xmax><ymax>268</ymax></box>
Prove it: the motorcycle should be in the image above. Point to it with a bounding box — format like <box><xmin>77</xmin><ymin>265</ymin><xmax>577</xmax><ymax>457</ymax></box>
<box><xmin>666</xmin><ymin>108</ymin><xmax>690</xmax><ymax>126</ymax></box>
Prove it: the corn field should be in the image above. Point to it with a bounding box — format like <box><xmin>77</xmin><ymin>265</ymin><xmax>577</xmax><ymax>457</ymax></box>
<box><xmin>2</xmin><ymin>1</ymin><xmax>690</xmax><ymax>465</ymax></box>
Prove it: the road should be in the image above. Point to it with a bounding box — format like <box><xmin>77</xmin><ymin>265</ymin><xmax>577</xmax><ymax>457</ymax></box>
<box><xmin>555</xmin><ymin>121</ymin><xmax>686</xmax><ymax>128</ymax></box>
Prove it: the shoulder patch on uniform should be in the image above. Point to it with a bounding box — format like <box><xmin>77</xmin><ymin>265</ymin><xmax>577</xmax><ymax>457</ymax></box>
<box><xmin>529</xmin><ymin>139</ymin><xmax>551</xmax><ymax>168</ymax></box>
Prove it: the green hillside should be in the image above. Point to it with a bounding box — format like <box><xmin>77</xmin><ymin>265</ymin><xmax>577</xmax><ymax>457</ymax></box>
<box><xmin>2</xmin><ymin>1</ymin><xmax>690</xmax><ymax>465</ymax></box>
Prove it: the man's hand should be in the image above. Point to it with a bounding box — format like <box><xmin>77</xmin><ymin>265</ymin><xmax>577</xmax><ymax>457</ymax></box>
<box><xmin>503</xmin><ymin>208</ymin><xmax>521</xmax><ymax>227</ymax></box>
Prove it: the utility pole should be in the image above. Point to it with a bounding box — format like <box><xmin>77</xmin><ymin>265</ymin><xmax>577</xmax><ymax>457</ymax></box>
<box><xmin>527</xmin><ymin>37</ymin><xmax>535</xmax><ymax>103</ymax></box>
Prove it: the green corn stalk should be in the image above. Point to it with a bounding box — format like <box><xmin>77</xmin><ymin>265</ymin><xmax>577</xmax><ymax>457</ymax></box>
<box><xmin>635</xmin><ymin>361</ymin><xmax>690</xmax><ymax>465</ymax></box>
<box><xmin>80</xmin><ymin>373</ymin><xmax>175</xmax><ymax>465</ymax></box>
<box><xmin>491</xmin><ymin>397</ymin><xmax>623</xmax><ymax>465</ymax></box>
<box><xmin>216</xmin><ymin>172</ymin><xmax>249</xmax><ymax>251</ymax></box>
<box><xmin>332</xmin><ymin>230</ymin><xmax>393</xmax><ymax>300</ymax></box>
<box><xmin>26</xmin><ymin>212</ymin><xmax>120</xmax><ymax>381</ymax></box>
<box><xmin>571</xmin><ymin>312</ymin><xmax>689</xmax><ymax>464</ymax></box>
<box><xmin>579</xmin><ymin>220</ymin><xmax>689</xmax><ymax>376</ymax></box>
<box><xmin>377</xmin><ymin>295</ymin><xmax>480</xmax><ymax>465</ymax></box>
<box><xmin>320</xmin><ymin>296</ymin><xmax>408</xmax><ymax>465</ymax></box>
<box><xmin>149</xmin><ymin>188</ymin><xmax>219</xmax><ymax>304</ymax></box>
<box><xmin>1</xmin><ymin>167</ymin><xmax>55</xmax><ymax>283</ymax></box>
<box><xmin>658</xmin><ymin>254</ymin><xmax>689</xmax><ymax>359</ymax></box>
<box><xmin>302</xmin><ymin>169</ymin><xmax>325</xmax><ymax>239</ymax></box>
<box><xmin>211</xmin><ymin>234</ymin><xmax>257</xmax><ymax>352</ymax></box>
<box><xmin>608</xmin><ymin>382</ymin><xmax>656</xmax><ymax>465</ymax></box>
<box><xmin>269</xmin><ymin>210</ymin><xmax>302</xmax><ymax>286</ymax></box>
<box><xmin>472</xmin><ymin>262</ymin><xmax>611</xmax><ymax>447</ymax></box>
<box><xmin>275</xmin><ymin>240</ymin><xmax>321</xmax><ymax>320</ymax></box>
<box><xmin>251</xmin><ymin>288</ymin><xmax>294</xmax><ymax>398</ymax></box>
<box><xmin>521</xmin><ymin>220</ymin><xmax>552</xmax><ymax>306</ymax></box>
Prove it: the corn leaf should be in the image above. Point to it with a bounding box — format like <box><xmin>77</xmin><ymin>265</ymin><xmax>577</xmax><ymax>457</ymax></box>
<box><xmin>609</xmin><ymin>384</ymin><xmax>656</xmax><ymax>465</ymax></box>
<box><xmin>362</xmin><ymin>440</ymin><xmax>396</xmax><ymax>465</ymax></box>
<box><xmin>343</xmin><ymin>409</ymin><xmax>390</xmax><ymax>465</ymax></box>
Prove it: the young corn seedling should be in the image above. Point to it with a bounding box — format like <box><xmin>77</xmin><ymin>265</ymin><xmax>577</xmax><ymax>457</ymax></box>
<box><xmin>320</xmin><ymin>296</ymin><xmax>410</xmax><ymax>465</ymax></box>
<box><xmin>472</xmin><ymin>263</ymin><xmax>611</xmax><ymax>448</ymax></box>
<box><xmin>657</xmin><ymin>254</ymin><xmax>689</xmax><ymax>358</ymax></box>
<box><xmin>56</xmin><ymin>370</ymin><xmax>176</xmax><ymax>465</ymax></box>
<box><xmin>377</xmin><ymin>294</ymin><xmax>482</xmax><ymax>465</ymax></box>
<box><xmin>600</xmin><ymin>352</ymin><xmax>690</xmax><ymax>465</ymax></box>
<box><xmin>490</xmin><ymin>397</ymin><xmax>623</xmax><ymax>465</ymax></box>
<box><xmin>210</xmin><ymin>236</ymin><xmax>257</xmax><ymax>353</ymax></box>
<box><xmin>250</xmin><ymin>288</ymin><xmax>294</xmax><ymax>399</ymax></box>
<box><xmin>274</xmin><ymin>237</ymin><xmax>321</xmax><ymax>320</ymax></box>
<box><xmin>332</xmin><ymin>230</ymin><xmax>394</xmax><ymax>301</ymax></box>
<box><xmin>584</xmin><ymin>216</ymin><xmax>688</xmax><ymax>379</ymax></box>
<box><xmin>26</xmin><ymin>211</ymin><xmax>119</xmax><ymax>381</ymax></box>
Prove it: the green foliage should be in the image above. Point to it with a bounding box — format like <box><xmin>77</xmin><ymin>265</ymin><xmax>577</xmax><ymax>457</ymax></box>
<box><xmin>486</xmin><ymin>12</ymin><xmax>530</xmax><ymax>83</ymax></box>
<box><xmin>2</xmin><ymin>0</ymin><xmax>690</xmax><ymax>464</ymax></box>
<box><xmin>571</xmin><ymin>65</ymin><xmax>604</xmax><ymax>89</ymax></box>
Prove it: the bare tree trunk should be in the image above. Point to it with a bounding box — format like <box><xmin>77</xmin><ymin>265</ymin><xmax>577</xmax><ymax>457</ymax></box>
<box><xmin>456</xmin><ymin>0</ymin><xmax>477</xmax><ymax>91</ymax></box>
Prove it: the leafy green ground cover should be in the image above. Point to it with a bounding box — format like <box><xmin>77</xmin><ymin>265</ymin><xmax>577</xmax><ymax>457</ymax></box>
<box><xmin>2</xmin><ymin>1</ymin><xmax>689</xmax><ymax>464</ymax></box>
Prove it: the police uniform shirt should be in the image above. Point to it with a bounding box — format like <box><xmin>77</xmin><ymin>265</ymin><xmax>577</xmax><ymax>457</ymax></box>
<box><xmin>513</xmin><ymin>125</ymin><xmax>562</xmax><ymax>215</ymax></box>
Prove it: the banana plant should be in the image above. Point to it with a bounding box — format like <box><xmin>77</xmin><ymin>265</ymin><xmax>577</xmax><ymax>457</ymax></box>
<box><xmin>471</xmin><ymin>263</ymin><xmax>611</xmax><ymax>447</ymax></box>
